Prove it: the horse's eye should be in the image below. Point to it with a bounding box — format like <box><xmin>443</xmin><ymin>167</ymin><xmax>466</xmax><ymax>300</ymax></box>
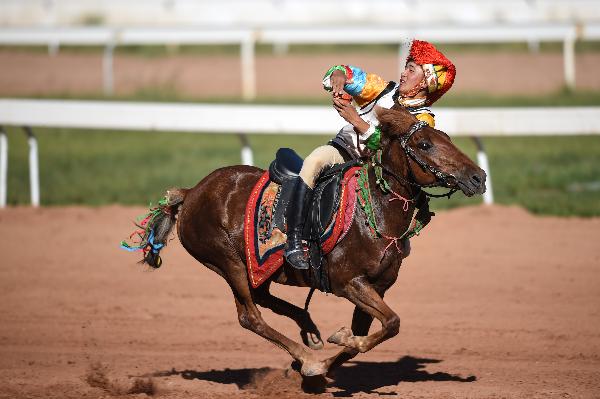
<box><xmin>418</xmin><ymin>141</ymin><xmax>432</xmax><ymax>151</ymax></box>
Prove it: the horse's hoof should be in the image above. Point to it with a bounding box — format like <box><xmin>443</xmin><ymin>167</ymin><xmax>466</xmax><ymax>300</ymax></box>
<box><xmin>300</xmin><ymin>360</ymin><xmax>327</xmax><ymax>377</ymax></box>
<box><xmin>327</xmin><ymin>326</ymin><xmax>353</xmax><ymax>346</ymax></box>
<box><xmin>301</xmin><ymin>330</ymin><xmax>324</xmax><ymax>350</ymax></box>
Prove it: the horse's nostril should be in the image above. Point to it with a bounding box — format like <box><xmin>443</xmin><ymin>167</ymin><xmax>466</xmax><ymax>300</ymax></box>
<box><xmin>471</xmin><ymin>175</ymin><xmax>481</xmax><ymax>184</ymax></box>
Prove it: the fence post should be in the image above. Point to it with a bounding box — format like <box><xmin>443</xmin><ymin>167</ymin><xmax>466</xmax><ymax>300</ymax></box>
<box><xmin>48</xmin><ymin>41</ymin><xmax>60</xmax><ymax>56</ymax></box>
<box><xmin>238</xmin><ymin>134</ymin><xmax>254</xmax><ymax>166</ymax></box>
<box><xmin>0</xmin><ymin>127</ymin><xmax>7</xmax><ymax>208</ymax></box>
<box><xmin>241</xmin><ymin>36</ymin><xmax>256</xmax><ymax>100</ymax></box>
<box><xmin>24</xmin><ymin>127</ymin><xmax>40</xmax><ymax>207</ymax></box>
<box><xmin>103</xmin><ymin>40</ymin><xmax>115</xmax><ymax>96</ymax></box>
<box><xmin>563</xmin><ymin>30</ymin><xmax>576</xmax><ymax>90</ymax></box>
<box><xmin>472</xmin><ymin>137</ymin><xmax>493</xmax><ymax>205</ymax></box>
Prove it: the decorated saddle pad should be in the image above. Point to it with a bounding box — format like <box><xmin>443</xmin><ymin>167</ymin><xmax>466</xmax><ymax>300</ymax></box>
<box><xmin>244</xmin><ymin>167</ymin><xmax>360</xmax><ymax>288</ymax></box>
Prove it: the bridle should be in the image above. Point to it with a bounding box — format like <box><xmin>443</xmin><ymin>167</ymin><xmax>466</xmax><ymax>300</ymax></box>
<box><xmin>374</xmin><ymin>120</ymin><xmax>458</xmax><ymax>199</ymax></box>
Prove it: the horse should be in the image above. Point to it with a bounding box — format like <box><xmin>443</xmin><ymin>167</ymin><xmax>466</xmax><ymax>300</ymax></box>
<box><xmin>129</xmin><ymin>105</ymin><xmax>486</xmax><ymax>379</ymax></box>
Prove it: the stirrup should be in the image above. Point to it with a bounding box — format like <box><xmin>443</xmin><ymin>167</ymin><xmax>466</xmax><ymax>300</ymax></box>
<box><xmin>285</xmin><ymin>247</ymin><xmax>310</xmax><ymax>270</ymax></box>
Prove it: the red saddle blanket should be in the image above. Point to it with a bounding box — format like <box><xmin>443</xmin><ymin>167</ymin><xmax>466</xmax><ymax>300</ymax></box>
<box><xmin>244</xmin><ymin>167</ymin><xmax>360</xmax><ymax>288</ymax></box>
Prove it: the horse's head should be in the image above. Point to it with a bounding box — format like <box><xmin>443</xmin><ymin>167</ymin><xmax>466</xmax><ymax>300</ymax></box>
<box><xmin>376</xmin><ymin>106</ymin><xmax>486</xmax><ymax>197</ymax></box>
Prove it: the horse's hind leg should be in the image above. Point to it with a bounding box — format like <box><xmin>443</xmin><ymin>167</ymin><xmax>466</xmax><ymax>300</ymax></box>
<box><xmin>225</xmin><ymin>269</ymin><xmax>327</xmax><ymax>376</ymax></box>
<box><xmin>254</xmin><ymin>285</ymin><xmax>324</xmax><ymax>350</ymax></box>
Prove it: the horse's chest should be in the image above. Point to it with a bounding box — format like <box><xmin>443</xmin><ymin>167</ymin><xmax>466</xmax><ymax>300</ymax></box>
<box><xmin>366</xmin><ymin>253</ymin><xmax>402</xmax><ymax>283</ymax></box>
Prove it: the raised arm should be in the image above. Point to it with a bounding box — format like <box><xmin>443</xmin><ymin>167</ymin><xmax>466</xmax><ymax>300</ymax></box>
<box><xmin>323</xmin><ymin>65</ymin><xmax>389</xmax><ymax>107</ymax></box>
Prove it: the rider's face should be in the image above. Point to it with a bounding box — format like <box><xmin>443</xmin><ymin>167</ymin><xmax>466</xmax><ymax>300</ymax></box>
<box><xmin>399</xmin><ymin>61</ymin><xmax>426</xmax><ymax>96</ymax></box>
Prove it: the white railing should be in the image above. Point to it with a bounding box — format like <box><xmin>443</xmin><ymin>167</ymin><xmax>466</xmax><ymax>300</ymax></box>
<box><xmin>2</xmin><ymin>0</ymin><xmax>600</xmax><ymax>26</ymax></box>
<box><xmin>1</xmin><ymin>99</ymin><xmax>600</xmax><ymax>208</ymax></box>
<box><xmin>2</xmin><ymin>23</ymin><xmax>599</xmax><ymax>97</ymax></box>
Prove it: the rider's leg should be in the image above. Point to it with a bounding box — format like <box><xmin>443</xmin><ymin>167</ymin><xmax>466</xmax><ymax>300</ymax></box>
<box><xmin>284</xmin><ymin>178</ymin><xmax>312</xmax><ymax>270</ymax></box>
<box><xmin>285</xmin><ymin>145</ymin><xmax>344</xmax><ymax>270</ymax></box>
<box><xmin>299</xmin><ymin>145</ymin><xmax>345</xmax><ymax>189</ymax></box>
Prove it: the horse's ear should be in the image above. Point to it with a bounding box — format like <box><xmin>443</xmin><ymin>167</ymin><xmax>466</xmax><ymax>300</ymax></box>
<box><xmin>376</xmin><ymin>105</ymin><xmax>418</xmax><ymax>141</ymax></box>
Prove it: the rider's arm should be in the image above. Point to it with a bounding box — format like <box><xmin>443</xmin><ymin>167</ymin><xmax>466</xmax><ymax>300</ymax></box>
<box><xmin>323</xmin><ymin>65</ymin><xmax>389</xmax><ymax>107</ymax></box>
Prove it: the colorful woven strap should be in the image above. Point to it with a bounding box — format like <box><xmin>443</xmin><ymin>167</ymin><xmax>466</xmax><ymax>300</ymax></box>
<box><xmin>356</xmin><ymin>163</ymin><xmax>381</xmax><ymax>238</ymax></box>
<box><xmin>355</xmin><ymin>152</ymin><xmax>428</xmax><ymax>258</ymax></box>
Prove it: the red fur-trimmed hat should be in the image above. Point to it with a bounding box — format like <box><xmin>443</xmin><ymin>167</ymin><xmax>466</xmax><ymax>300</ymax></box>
<box><xmin>408</xmin><ymin>40</ymin><xmax>456</xmax><ymax>105</ymax></box>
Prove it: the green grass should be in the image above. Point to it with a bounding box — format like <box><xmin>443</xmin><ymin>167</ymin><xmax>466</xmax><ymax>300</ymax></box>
<box><xmin>428</xmin><ymin>136</ymin><xmax>600</xmax><ymax>216</ymax></box>
<box><xmin>4</xmin><ymin>126</ymin><xmax>600</xmax><ymax>216</ymax></box>
<box><xmin>4</xmin><ymin>127</ymin><xmax>332</xmax><ymax>206</ymax></box>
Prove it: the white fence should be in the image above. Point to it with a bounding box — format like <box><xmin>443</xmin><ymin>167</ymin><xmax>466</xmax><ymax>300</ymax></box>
<box><xmin>2</xmin><ymin>0</ymin><xmax>600</xmax><ymax>27</ymax></box>
<box><xmin>2</xmin><ymin>23</ymin><xmax>600</xmax><ymax>97</ymax></box>
<box><xmin>1</xmin><ymin>99</ymin><xmax>600</xmax><ymax>208</ymax></box>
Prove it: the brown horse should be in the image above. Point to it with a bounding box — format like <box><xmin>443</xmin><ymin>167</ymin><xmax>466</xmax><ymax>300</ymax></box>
<box><xmin>133</xmin><ymin>105</ymin><xmax>486</xmax><ymax>379</ymax></box>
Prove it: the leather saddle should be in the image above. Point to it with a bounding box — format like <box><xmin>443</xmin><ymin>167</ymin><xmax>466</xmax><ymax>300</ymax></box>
<box><xmin>268</xmin><ymin>148</ymin><xmax>359</xmax><ymax>291</ymax></box>
<box><xmin>269</xmin><ymin>147</ymin><xmax>357</xmax><ymax>239</ymax></box>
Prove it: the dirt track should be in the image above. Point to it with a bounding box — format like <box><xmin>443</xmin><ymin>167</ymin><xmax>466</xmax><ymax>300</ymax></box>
<box><xmin>0</xmin><ymin>204</ymin><xmax>599</xmax><ymax>398</ymax></box>
<box><xmin>2</xmin><ymin>50</ymin><xmax>600</xmax><ymax>97</ymax></box>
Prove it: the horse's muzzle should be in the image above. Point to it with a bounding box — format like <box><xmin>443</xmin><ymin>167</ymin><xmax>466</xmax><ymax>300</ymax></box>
<box><xmin>457</xmin><ymin>168</ymin><xmax>487</xmax><ymax>197</ymax></box>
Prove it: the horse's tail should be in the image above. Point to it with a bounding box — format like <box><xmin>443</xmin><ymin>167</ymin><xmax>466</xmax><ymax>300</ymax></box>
<box><xmin>120</xmin><ymin>188</ymin><xmax>189</xmax><ymax>268</ymax></box>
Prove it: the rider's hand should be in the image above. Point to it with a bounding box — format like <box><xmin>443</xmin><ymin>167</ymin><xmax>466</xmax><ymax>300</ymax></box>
<box><xmin>331</xmin><ymin>69</ymin><xmax>347</xmax><ymax>96</ymax></box>
<box><xmin>333</xmin><ymin>97</ymin><xmax>369</xmax><ymax>134</ymax></box>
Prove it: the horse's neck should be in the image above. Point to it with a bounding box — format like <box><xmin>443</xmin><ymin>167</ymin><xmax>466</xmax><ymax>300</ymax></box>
<box><xmin>370</xmin><ymin>154</ymin><xmax>416</xmax><ymax>232</ymax></box>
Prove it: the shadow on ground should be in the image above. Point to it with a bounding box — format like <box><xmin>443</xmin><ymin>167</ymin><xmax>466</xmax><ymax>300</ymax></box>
<box><xmin>146</xmin><ymin>355</ymin><xmax>475</xmax><ymax>395</ymax></box>
<box><xmin>148</xmin><ymin>365</ymin><xmax>274</xmax><ymax>389</ymax></box>
<box><xmin>329</xmin><ymin>356</ymin><xmax>476</xmax><ymax>396</ymax></box>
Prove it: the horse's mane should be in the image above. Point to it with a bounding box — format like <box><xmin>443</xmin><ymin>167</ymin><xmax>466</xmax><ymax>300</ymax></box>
<box><xmin>376</xmin><ymin>105</ymin><xmax>419</xmax><ymax>138</ymax></box>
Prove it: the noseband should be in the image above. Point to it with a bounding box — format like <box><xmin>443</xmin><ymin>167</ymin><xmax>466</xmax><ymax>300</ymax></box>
<box><xmin>376</xmin><ymin>120</ymin><xmax>458</xmax><ymax>198</ymax></box>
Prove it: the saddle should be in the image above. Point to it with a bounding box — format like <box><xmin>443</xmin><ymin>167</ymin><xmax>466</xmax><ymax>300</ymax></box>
<box><xmin>244</xmin><ymin>148</ymin><xmax>361</xmax><ymax>292</ymax></box>
<box><xmin>268</xmin><ymin>148</ymin><xmax>357</xmax><ymax>240</ymax></box>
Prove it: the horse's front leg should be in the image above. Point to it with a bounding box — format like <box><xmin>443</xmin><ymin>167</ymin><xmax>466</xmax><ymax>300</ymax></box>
<box><xmin>327</xmin><ymin>276</ymin><xmax>399</xmax><ymax>353</ymax></box>
<box><xmin>320</xmin><ymin>306</ymin><xmax>374</xmax><ymax>376</ymax></box>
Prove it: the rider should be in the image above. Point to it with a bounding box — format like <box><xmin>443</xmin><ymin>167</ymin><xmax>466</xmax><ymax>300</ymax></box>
<box><xmin>285</xmin><ymin>39</ymin><xmax>456</xmax><ymax>270</ymax></box>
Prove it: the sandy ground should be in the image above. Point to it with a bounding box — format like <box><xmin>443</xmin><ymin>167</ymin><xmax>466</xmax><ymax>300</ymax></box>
<box><xmin>0</xmin><ymin>204</ymin><xmax>599</xmax><ymax>398</ymax></box>
<box><xmin>1</xmin><ymin>50</ymin><xmax>600</xmax><ymax>97</ymax></box>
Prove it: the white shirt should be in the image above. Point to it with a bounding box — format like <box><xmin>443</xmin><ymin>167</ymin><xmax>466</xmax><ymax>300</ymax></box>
<box><xmin>334</xmin><ymin>82</ymin><xmax>399</xmax><ymax>151</ymax></box>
